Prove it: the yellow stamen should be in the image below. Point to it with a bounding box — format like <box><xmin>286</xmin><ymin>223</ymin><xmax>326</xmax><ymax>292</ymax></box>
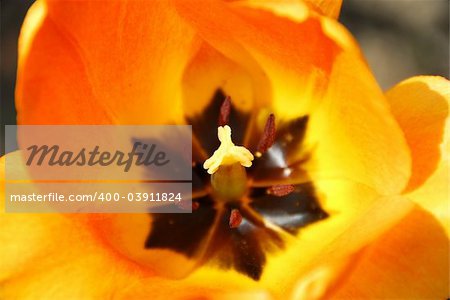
<box><xmin>203</xmin><ymin>125</ymin><xmax>254</xmax><ymax>174</ymax></box>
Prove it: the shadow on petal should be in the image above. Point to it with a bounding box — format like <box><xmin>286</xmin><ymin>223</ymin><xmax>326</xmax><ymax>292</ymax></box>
<box><xmin>331</xmin><ymin>205</ymin><xmax>450</xmax><ymax>299</ymax></box>
<box><xmin>386</xmin><ymin>76</ymin><xmax>449</xmax><ymax>193</ymax></box>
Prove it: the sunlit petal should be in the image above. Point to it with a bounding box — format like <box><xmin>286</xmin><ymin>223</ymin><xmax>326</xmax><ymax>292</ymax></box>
<box><xmin>331</xmin><ymin>205</ymin><xmax>449</xmax><ymax>299</ymax></box>
<box><xmin>386</xmin><ymin>76</ymin><xmax>449</xmax><ymax>193</ymax></box>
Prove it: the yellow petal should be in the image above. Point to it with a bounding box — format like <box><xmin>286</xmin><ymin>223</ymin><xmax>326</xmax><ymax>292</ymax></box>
<box><xmin>307</xmin><ymin>49</ymin><xmax>411</xmax><ymax>195</ymax></box>
<box><xmin>331</xmin><ymin>75</ymin><xmax>450</xmax><ymax>297</ymax></box>
<box><xmin>405</xmin><ymin>143</ymin><xmax>449</xmax><ymax>237</ymax></box>
<box><xmin>303</xmin><ymin>0</ymin><xmax>342</xmax><ymax>19</ymax></box>
<box><xmin>16</xmin><ymin>0</ymin><xmax>199</xmax><ymax>125</ymax></box>
<box><xmin>181</xmin><ymin>42</ymin><xmax>263</xmax><ymax>117</ymax></box>
<box><xmin>386</xmin><ymin>76</ymin><xmax>450</xmax><ymax>193</ymax></box>
<box><xmin>331</xmin><ymin>205</ymin><xmax>450</xmax><ymax>299</ymax></box>
<box><xmin>407</xmin><ymin>159</ymin><xmax>449</xmax><ymax>236</ymax></box>
<box><xmin>238</xmin><ymin>0</ymin><xmax>342</xmax><ymax>20</ymax></box>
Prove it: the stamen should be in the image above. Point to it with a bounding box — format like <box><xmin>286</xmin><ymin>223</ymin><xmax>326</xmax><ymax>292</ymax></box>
<box><xmin>203</xmin><ymin>125</ymin><xmax>254</xmax><ymax>174</ymax></box>
<box><xmin>267</xmin><ymin>184</ymin><xmax>295</xmax><ymax>197</ymax></box>
<box><xmin>218</xmin><ymin>96</ymin><xmax>231</xmax><ymax>126</ymax></box>
<box><xmin>176</xmin><ymin>199</ymin><xmax>200</xmax><ymax>211</ymax></box>
<box><xmin>229</xmin><ymin>209</ymin><xmax>243</xmax><ymax>228</ymax></box>
<box><xmin>256</xmin><ymin>114</ymin><xmax>276</xmax><ymax>157</ymax></box>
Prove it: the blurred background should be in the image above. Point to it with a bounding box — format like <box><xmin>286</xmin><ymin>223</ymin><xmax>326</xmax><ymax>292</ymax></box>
<box><xmin>1</xmin><ymin>0</ymin><xmax>449</xmax><ymax>155</ymax></box>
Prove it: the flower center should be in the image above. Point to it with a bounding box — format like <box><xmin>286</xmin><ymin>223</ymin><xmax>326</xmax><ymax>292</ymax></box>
<box><xmin>144</xmin><ymin>90</ymin><xmax>329</xmax><ymax>280</ymax></box>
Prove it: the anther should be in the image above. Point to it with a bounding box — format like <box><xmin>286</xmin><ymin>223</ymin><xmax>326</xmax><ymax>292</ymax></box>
<box><xmin>267</xmin><ymin>184</ymin><xmax>295</xmax><ymax>197</ymax></box>
<box><xmin>256</xmin><ymin>114</ymin><xmax>276</xmax><ymax>157</ymax></box>
<box><xmin>218</xmin><ymin>96</ymin><xmax>231</xmax><ymax>126</ymax></box>
<box><xmin>229</xmin><ymin>209</ymin><xmax>243</xmax><ymax>228</ymax></box>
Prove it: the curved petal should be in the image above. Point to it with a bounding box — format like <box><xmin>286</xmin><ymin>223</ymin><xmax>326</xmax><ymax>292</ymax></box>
<box><xmin>235</xmin><ymin>0</ymin><xmax>310</xmax><ymax>24</ymax></box>
<box><xmin>405</xmin><ymin>142</ymin><xmax>449</xmax><ymax>238</ymax></box>
<box><xmin>235</xmin><ymin>0</ymin><xmax>342</xmax><ymax>21</ymax></box>
<box><xmin>331</xmin><ymin>205</ymin><xmax>450</xmax><ymax>299</ymax></box>
<box><xmin>16</xmin><ymin>0</ymin><xmax>200</xmax><ymax>125</ymax></box>
<box><xmin>173</xmin><ymin>0</ymin><xmax>411</xmax><ymax>194</ymax></box>
<box><xmin>307</xmin><ymin>49</ymin><xmax>411</xmax><ymax>195</ymax></box>
<box><xmin>385</xmin><ymin>76</ymin><xmax>450</xmax><ymax>193</ymax></box>
<box><xmin>407</xmin><ymin>159</ymin><xmax>449</xmax><ymax>236</ymax></box>
<box><xmin>0</xmin><ymin>152</ymin><xmax>272</xmax><ymax>299</ymax></box>
<box><xmin>332</xmin><ymin>76</ymin><xmax>449</xmax><ymax>298</ymax></box>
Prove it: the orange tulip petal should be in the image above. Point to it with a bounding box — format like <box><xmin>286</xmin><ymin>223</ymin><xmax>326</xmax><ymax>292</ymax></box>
<box><xmin>235</xmin><ymin>0</ymin><xmax>342</xmax><ymax>21</ymax></box>
<box><xmin>406</xmin><ymin>147</ymin><xmax>449</xmax><ymax>236</ymax></box>
<box><xmin>0</xmin><ymin>152</ymin><xmax>273</xmax><ymax>299</ymax></box>
<box><xmin>331</xmin><ymin>205</ymin><xmax>450</xmax><ymax>299</ymax></box>
<box><xmin>386</xmin><ymin>75</ymin><xmax>449</xmax><ymax>237</ymax></box>
<box><xmin>303</xmin><ymin>0</ymin><xmax>342</xmax><ymax>19</ymax></box>
<box><xmin>307</xmin><ymin>49</ymin><xmax>411</xmax><ymax>195</ymax></box>
<box><xmin>16</xmin><ymin>0</ymin><xmax>200</xmax><ymax>125</ymax></box>
<box><xmin>386</xmin><ymin>76</ymin><xmax>450</xmax><ymax>193</ymax></box>
<box><xmin>268</xmin><ymin>180</ymin><xmax>413</xmax><ymax>299</ymax></box>
<box><xmin>9</xmin><ymin>1</ymin><xmax>429</xmax><ymax>298</ymax></box>
<box><xmin>174</xmin><ymin>0</ymin><xmax>411</xmax><ymax>194</ymax></box>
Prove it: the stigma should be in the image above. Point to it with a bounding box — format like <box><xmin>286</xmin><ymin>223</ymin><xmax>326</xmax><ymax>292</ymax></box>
<box><xmin>203</xmin><ymin>125</ymin><xmax>254</xmax><ymax>201</ymax></box>
<box><xmin>203</xmin><ymin>125</ymin><xmax>254</xmax><ymax>174</ymax></box>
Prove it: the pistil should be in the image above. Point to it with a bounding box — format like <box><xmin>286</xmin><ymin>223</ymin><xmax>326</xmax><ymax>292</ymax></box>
<box><xmin>203</xmin><ymin>125</ymin><xmax>254</xmax><ymax>201</ymax></box>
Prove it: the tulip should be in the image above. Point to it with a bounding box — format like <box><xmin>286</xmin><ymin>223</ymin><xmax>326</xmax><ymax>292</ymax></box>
<box><xmin>1</xmin><ymin>0</ymin><xmax>448</xmax><ymax>299</ymax></box>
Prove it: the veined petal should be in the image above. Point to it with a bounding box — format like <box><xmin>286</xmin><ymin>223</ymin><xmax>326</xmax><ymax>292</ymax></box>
<box><xmin>174</xmin><ymin>0</ymin><xmax>411</xmax><ymax>194</ymax></box>
<box><xmin>385</xmin><ymin>76</ymin><xmax>450</xmax><ymax>193</ymax></box>
<box><xmin>16</xmin><ymin>0</ymin><xmax>200</xmax><ymax>125</ymax></box>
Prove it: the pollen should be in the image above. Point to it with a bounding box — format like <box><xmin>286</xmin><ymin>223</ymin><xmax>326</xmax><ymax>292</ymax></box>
<box><xmin>203</xmin><ymin>125</ymin><xmax>254</xmax><ymax>174</ymax></box>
